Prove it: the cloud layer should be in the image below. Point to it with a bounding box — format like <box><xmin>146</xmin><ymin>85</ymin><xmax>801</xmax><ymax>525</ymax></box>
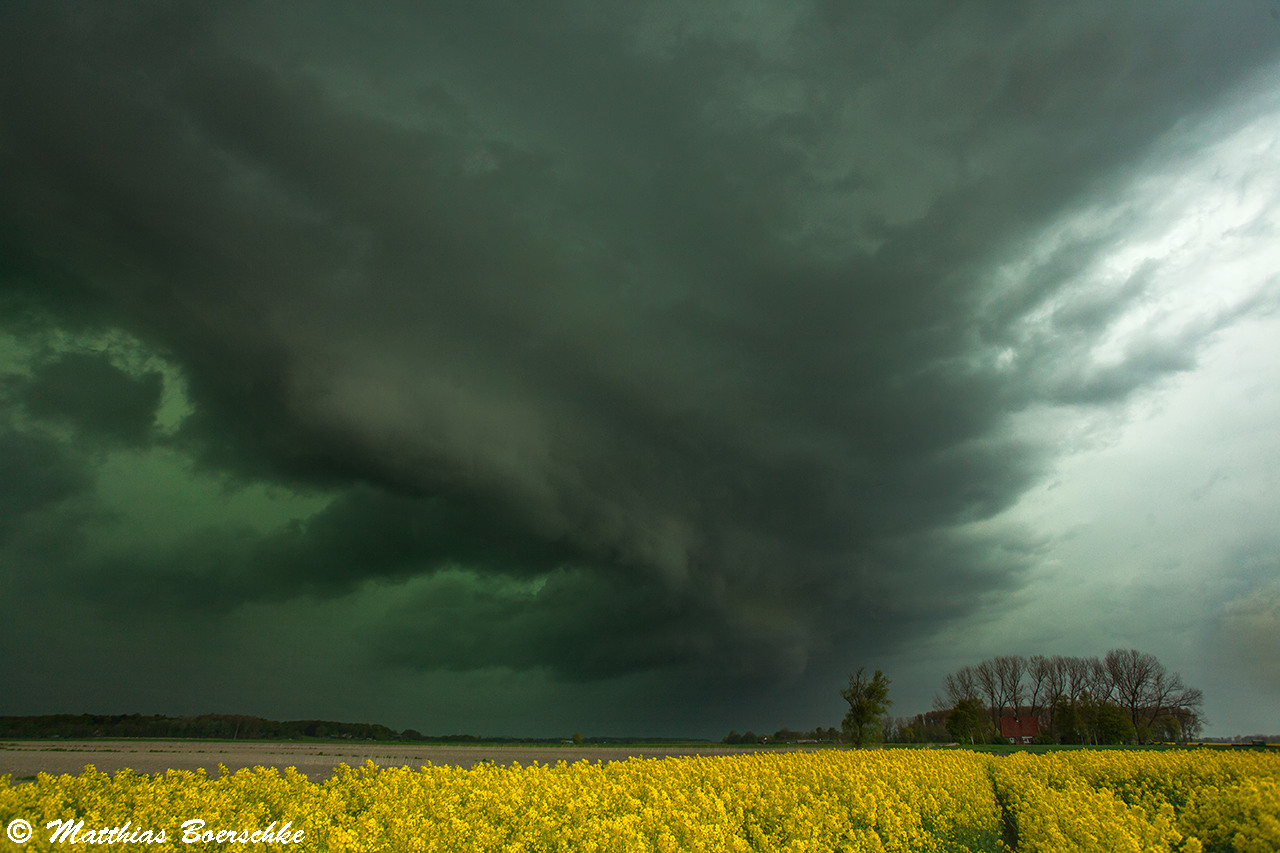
<box><xmin>2</xmin><ymin>1</ymin><xmax>1279</xmax><ymax>734</ymax></box>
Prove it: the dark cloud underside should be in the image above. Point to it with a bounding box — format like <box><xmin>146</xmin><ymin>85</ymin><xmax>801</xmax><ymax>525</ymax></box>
<box><xmin>15</xmin><ymin>353</ymin><xmax>162</xmax><ymax>445</ymax></box>
<box><xmin>2</xmin><ymin>1</ymin><xmax>1279</xmax><ymax>731</ymax></box>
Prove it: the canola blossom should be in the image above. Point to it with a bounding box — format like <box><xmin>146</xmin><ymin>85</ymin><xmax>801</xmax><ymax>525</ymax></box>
<box><xmin>1</xmin><ymin>748</ymin><xmax>1276</xmax><ymax>852</ymax></box>
<box><xmin>990</xmin><ymin>750</ymin><xmax>1280</xmax><ymax>853</ymax></box>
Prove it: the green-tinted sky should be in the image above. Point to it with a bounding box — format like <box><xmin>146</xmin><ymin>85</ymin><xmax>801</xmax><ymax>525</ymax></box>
<box><xmin>2</xmin><ymin>2</ymin><xmax>1279</xmax><ymax>737</ymax></box>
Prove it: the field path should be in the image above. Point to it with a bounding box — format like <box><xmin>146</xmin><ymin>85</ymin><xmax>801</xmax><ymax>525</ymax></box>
<box><xmin>0</xmin><ymin>740</ymin><xmax>819</xmax><ymax>780</ymax></box>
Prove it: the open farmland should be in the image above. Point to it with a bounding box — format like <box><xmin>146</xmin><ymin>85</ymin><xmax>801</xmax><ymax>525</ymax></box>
<box><xmin>2</xmin><ymin>748</ymin><xmax>1277</xmax><ymax>851</ymax></box>
<box><xmin>0</xmin><ymin>740</ymin><xmax>811</xmax><ymax>780</ymax></box>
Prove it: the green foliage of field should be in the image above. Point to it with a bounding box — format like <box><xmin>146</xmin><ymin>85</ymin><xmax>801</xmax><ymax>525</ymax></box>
<box><xmin>1</xmin><ymin>748</ymin><xmax>1276</xmax><ymax>851</ymax></box>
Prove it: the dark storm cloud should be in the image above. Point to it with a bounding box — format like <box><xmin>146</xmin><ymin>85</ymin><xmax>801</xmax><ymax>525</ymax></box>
<box><xmin>2</xmin><ymin>0</ymin><xmax>1279</xmax><ymax>696</ymax></box>
<box><xmin>374</xmin><ymin>568</ymin><xmax>716</xmax><ymax>681</ymax></box>
<box><xmin>0</xmin><ymin>430</ymin><xmax>92</xmax><ymax>540</ymax></box>
<box><xmin>15</xmin><ymin>353</ymin><xmax>162</xmax><ymax>446</ymax></box>
<box><xmin>75</xmin><ymin>486</ymin><xmax>587</xmax><ymax>611</ymax></box>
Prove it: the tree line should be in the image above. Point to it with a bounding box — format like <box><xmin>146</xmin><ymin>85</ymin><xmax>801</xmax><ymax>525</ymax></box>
<box><xmin>917</xmin><ymin>649</ymin><xmax>1204</xmax><ymax>745</ymax></box>
<box><xmin>727</xmin><ymin>651</ymin><xmax>1206</xmax><ymax>749</ymax></box>
<box><xmin>0</xmin><ymin>714</ymin><xmax>722</xmax><ymax>745</ymax></box>
<box><xmin>723</xmin><ymin>667</ymin><xmax>892</xmax><ymax>747</ymax></box>
<box><xmin>722</xmin><ymin>727</ymin><xmax>842</xmax><ymax>745</ymax></box>
<box><xmin>0</xmin><ymin>714</ymin><xmax>404</xmax><ymax>741</ymax></box>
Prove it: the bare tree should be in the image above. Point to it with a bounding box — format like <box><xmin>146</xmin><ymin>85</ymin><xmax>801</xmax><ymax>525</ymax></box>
<box><xmin>1045</xmin><ymin>656</ymin><xmax>1069</xmax><ymax>704</ymax></box>
<box><xmin>937</xmin><ymin>665</ymin><xmax>980</xmax><ymax>709</ymax></box>
<box><xmin>1105</xmin><ymin>649</ymin><xmax>1162</xmax><ymax>738</ymax></box>
<box><xmin>974</xmin><ymin>659</ymin><xmax>1001</xmax><ymax>728</ymax></box>
<box><xmin>994</xmin><ymin>655</ymin><xmax>1027</xmax><ymax>715</ymax></box>
<box><xmin>1026</xmin><ymin>654</ymin><xmax>1053</xmax><ymax>722</ymax></box>
<box><xmin>1170</xmin><ymin>704</ymin><xmax>1205</xmax><ymax>742</ymax></box>
<box><xmin>1144</xmin><ymin>667</ymin><xmax>1204</xmax><ymax>741</ymax></box>
<box><xmin>1085</xmin><ymin>656</ymin><xmax>1114</xmax><ymax>703</ymax></box>
<box><xmin>1059</xmin><ymin>656</ymin><xmax>1091</xmax><ymax>703</ymax></box>
<box><xmin>938</xmin><ymin>650</ymin><xmax>1205</xmax><ymax>745</ymax></box>
<box><xmin>1039</xmin><ymin>656</ymin><xmax>1070</xmax><ymax>736</ymax></box>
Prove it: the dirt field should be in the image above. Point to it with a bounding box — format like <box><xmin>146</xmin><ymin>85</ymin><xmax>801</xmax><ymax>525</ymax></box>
<box><xmin>0</xmin><ymin>741</ymin><xmax>811</xmax><ymax>780</ymax></box>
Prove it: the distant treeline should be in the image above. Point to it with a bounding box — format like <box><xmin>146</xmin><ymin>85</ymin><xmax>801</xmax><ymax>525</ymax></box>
<box><xmin>0</xmin><ymin>714</ymin><xmax>401</xmax><ymax>741</ymax></box>
<box><xmin>0</xmin><ymin>714</ymin><xmax>711</xmax><ymax>744</ymax></box>
<box><xmin>729</xmin><ymin>649</ymin><xmax>1234</xmax><ymax>749</ymax></box>
<box><xmin>1199</xmin><ymin>735</ymin><xmax>1280</xmax><ymax>745</ymax></box>
<box><xmin>927</xmin><ymin>650</ymin><xmax>1205</xmax><ymax>746</ymax></box>
<box><xmin>722</xmin><ymin>727</ymin><xmax>842</xmax><ymax>745</ymax></box>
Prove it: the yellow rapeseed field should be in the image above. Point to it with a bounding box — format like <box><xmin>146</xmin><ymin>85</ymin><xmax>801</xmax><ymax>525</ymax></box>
<box><xmin>990</xmin><ymin>749</ymin><xmax>1280</xmax><ymax>853</ymax></box>
<box><xmin>1</xmin><ymin>748</ymin><xmax>1276</xmax><ymax>852</ymax></box>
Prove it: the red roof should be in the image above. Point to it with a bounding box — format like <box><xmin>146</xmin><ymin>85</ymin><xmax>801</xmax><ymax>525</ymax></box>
<box><xmin>1000</xmin><ymin>716</ymin><xmax>1040</xmax><ymax>739</ymax></box>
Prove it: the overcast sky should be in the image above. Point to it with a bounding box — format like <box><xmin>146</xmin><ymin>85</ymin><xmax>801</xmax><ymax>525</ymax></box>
<box><xmin>2</xmin><ymin>2</ymin><xmax>1279</xmax><ymax>738</ymax></box>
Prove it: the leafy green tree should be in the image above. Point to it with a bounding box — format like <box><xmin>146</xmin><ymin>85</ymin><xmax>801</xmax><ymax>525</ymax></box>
<box><xmin>1095</xmin><ymin>701</ymin><xmax>1137</xmax><ymax>745</ymax></box>
<box><xmin>945</xmin><ymin>697</ymin><xmax>991</xmax><ymax>745</ymax></box>
<box><xmin>1051</xmin><ymin>697</ymin><xmax>1084</xmax><ymax>744</ymax></box>
<box><xmin>1078</xmin><ymin>694</ymin><xmax>1136</xmax><ymax>744</ymax></box>
<box><xmin>895</xmin><ymin>718</ymin><xmax>922</xmax><ymax>744</ymax></box>
<box><xmin>1150</xmin><ymin>714</ymin><xmax>1181</xmax><ymax>744</ymax></box>
<box><xmin>841</xmin><ymin>667</ymin><xmax>892</xmax><ymax>747</ymax></box>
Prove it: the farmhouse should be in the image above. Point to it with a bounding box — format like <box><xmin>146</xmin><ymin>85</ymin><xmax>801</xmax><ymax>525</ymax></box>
<box><xmin>1000</xmin><ymin>716</ymin><xmax>1040</xmax><ymax>744</ymax></box>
